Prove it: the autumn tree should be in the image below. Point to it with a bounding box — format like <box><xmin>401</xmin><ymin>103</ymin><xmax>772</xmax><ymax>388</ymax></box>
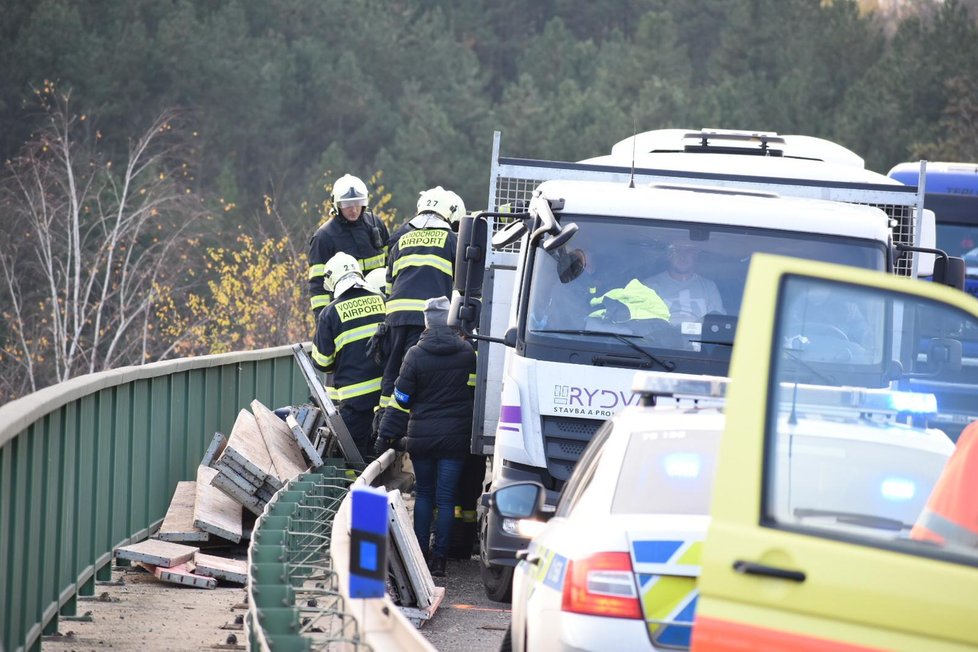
<box><xmin>154</xmin><ymin>171</ymin><xmax>398</xmax><ymax>357</ymax></box>
<box><xmin>0</xmin><ymin>85</ymin><xmax>204</xmax><ymax>401</ymax></box>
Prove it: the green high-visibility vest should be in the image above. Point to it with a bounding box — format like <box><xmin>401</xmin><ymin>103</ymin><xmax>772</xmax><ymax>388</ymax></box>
<box><xmin>589</xmin><ymin>279</ymin><xmax>670</xmax><ymax>322</ymax></box>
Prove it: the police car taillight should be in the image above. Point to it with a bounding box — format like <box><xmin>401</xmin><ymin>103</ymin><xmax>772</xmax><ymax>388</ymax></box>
<box><xmin>561</xmin><ymin>552</ymin><xmax>642</xmax><ymax>619</ymax></box>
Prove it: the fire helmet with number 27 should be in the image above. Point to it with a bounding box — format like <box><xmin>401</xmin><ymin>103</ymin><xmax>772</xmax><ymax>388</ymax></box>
<box><xmin>416</xmin><ymin>186</ymin><xmax>466</xmax><ymax>225</ymax></box>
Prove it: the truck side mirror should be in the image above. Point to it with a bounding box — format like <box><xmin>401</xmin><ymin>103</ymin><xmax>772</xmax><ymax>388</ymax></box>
<box><xmin>933</xmin><ymin>256</ymin><xmax>966</xmax><ymax>291</ymax></box>
<box><xmin>449</xmin><ymin>294</ymin><xmax>482</xmax><ymax>335</ymax></box>
<box><xmin>454</xmin><ymin>215</ymin><xmax>488</xmax><ymax>298</ymax></box>
<box><xmin>926</xmin><ymin>337</ymin><xmax>962</xmax><ymax>373</ymax></box>
<box><xmin>490</xmin><ymin>482</ymin><xmax>546</xmax><ymax>519</ymax></box>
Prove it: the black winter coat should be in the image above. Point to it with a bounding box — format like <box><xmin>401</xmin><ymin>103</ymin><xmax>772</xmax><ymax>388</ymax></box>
<box><xmin>392</xmin><ymin>326</ymin><xmax>476</xmax><ymax>458</ymax></box>
<box><xmin>307</xmin><ymin>211</ymin><xmax>390</xmax><ymax>314</ymax></box>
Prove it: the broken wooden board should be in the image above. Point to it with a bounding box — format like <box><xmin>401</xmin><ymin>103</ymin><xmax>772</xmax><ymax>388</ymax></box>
<box><xmin>157</xmin><ymin>481</ymin><xmax>209</xmax><ymax>542</ymax></box>
<box><xmin>220</xmin><ymin>409</ymin><xmax>278</xmax><ymax>483</ymax></box>
<box><xmin>194</xmin><ymin>466</ymin><xmax>243</xmax><ymax>543</ymax></box>
<box><xmin>135</xmin><ymin>561</ymin><xmax>217</xmax><ymax>589</ymax></box>
<box><xmin>251</xmin><ymin>400</ymin><xmax>309</xmax><ymax>482</ymax></box>
<box><xmin>115</xmin><ymin>539</ymin><xmax>198</xmax><ymax>568</ymax></box>
<box><xmin>201</xmin><ymin>431</ymin><xmax>229</xmax><ymax>467</ymax></box>
<box><xmin>194</xmin><ymin>552</ymin><xmax>248</xmax><ymax>584</ymax></box>
<box><xmin>210</xmin><ymin>471</ymin><xmax>266</xmax><ymax>516</ymax></box>
<box><xmin>286</xmin><ymin>413</ymin><xmax>324</xmax><ymax>468</ymax></box>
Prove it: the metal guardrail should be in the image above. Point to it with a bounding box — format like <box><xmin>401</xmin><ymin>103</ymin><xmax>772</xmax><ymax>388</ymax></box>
<box><xmin>329</xmin><ymin>451</ymin><xmax>436</xmax><ymax>651</ymax></box>
<box><xmin>246</xmin><ymin>466</ymin><xmax>359</xmax><ymax>651</ymax></box>
<box><xmin>0</xmin><ymin>345</ymin><xmax>309</xmax><ymax>652</ymax></box>
<box><xmin>246</xmin><ymin>450</ymin><xmax>433</xmax><ymax>651</ymax></box>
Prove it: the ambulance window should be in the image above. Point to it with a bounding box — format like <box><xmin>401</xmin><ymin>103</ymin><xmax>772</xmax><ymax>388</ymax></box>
<box><xmin>612</xmin><ymin>429</ymin><xmax>721</xmax><ymax>515</ymax></box>
<box><xmin>763</xmin><ymin>276</ymin><xmax>978</xmax><ymax>566</ymax></box>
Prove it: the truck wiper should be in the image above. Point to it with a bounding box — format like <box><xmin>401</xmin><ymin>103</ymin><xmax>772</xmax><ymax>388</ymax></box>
<box><xmin>781</xmin><ymin>348</ymin><xmax>836</xmax><ymax>386</ymax></box>
<box><xmin>793</xmin><ymin>508</ymin><xmax>912</xmax><ymax>532</ymax></box>
<box><xmin>534</xmin><ymin>329</ymin><xmax>676</xmax><ymax>371</ymax></box>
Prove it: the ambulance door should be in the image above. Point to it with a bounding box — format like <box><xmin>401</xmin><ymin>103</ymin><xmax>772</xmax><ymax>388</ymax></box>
<box><xmin>693</xmin><ymin>253</ymin><xmax>978</xmax><ymax>651</ymax></box>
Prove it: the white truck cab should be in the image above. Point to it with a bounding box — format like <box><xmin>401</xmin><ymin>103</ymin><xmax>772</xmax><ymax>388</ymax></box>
<box><xmin>450</xmin><ymin>129</ymin><xmax>958</xmax><ymax>601</ymax></box>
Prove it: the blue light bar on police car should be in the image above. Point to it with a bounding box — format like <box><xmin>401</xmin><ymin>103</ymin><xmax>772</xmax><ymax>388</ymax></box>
<box><xmin>633</xmin><ymin>372</ymin><xmax>728</xmax><ymax>399</ymax></box>
<box><xmin>776</xmin><ymin>384</ymin><xmax>938</xmax><ymax>417</ymax></box>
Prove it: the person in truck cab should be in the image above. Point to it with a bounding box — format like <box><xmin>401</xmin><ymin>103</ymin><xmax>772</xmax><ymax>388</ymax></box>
<box><xmin>644</xmin><ymin>242</ymin><xmax>725</xmax><ymax>326</ymax></box>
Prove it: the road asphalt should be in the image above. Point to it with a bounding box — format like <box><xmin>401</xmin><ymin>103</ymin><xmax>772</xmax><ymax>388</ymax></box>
<box><xmin>420</xmin><ymin>556</ymin><xmax>511</xmax><ymax>652</ymax></box>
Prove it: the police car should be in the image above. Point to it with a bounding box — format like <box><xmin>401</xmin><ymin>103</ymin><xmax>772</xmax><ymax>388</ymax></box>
<box><xmin>492</xmin><ymin>254</ymin><xmax>978</xmax><ymax>651</ymax></box>
<box><xmin>493</xmin><ymin>397</ymin><xmax>722</xmax><ymax>651</ymax></box>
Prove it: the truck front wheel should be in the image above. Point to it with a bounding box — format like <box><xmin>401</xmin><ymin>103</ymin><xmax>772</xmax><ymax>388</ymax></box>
<box><xmin>480</xmin><ymin>510</ymin><xmax>514</xmax><ymax>602</ymax></box>
<box><xmin>481</xmin><ymin>558</ymin><xmax>514</xmax><ymax>603</ymax></box>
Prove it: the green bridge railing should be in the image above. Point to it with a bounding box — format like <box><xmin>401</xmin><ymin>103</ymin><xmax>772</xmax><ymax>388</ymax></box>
<box><xmin>0</xmin><ymin>345</ymin><xmax>309</xmax><ymax>652</ymax></box>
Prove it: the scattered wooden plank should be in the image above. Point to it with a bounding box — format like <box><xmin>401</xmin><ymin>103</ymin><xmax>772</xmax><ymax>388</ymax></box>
<box><xmin>115</xmin><ymin>539</ymin><xmax>198</xmax><ymax>568</ymax></box>
<box><xmin>157</xmin><ymin>481</ymin><xmax>210</xmax><ymax>542</ymax></box>
<box><xmin>194</xmin><ymin>466</ymin><xmax>243</xmax><ymax>543</ymax></box>
<box><xmin>136</xmin><ymin>561</ymin><xmax>217</xmax><ymax>589</ymax></box>
<box><xmin>251</xmin><ymin>400</ymin><xmax>309</xmax><ymax>482</ymax></box>
<box><xmin>210</xmin><ymin>472</ymin><xmax>266</xmax><ymax>516</ymax></box>
<box><xmin>220</xmin><ymin>409</ymin><xmax>278</xmax><ymax>482</ymax></box>
<box><xmin>201</xmin><ymin>431</ymin><xmax>229</xmax><ymax>468</ymax></box>
<box><xmin>286</xmin><ymin>413</ymin><xmax>324</xmax><ymax>468</ymax></box>
<box><xmin>194</xmin><ymin>553</ymin><xmax>248</xmax><ymax>584</ymax></box>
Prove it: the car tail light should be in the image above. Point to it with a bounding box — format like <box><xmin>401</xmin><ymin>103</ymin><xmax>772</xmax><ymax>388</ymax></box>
<box><xmin>561</xmin><ymin>551</ymin><xmax>642</xmax><ymax>619</ymax></box>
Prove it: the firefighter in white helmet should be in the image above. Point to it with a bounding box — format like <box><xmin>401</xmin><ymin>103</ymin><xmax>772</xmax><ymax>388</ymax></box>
<box><xmin>311</xmin><ymin>252</ymin><xmax>386</xmax><ymax>458</ymax></box>
<box><xmin>307</xmin><ymin>174</ymin><xmax>390</xmax><ymax>316</ymax></box>
<box><xmin>364</xmin><ymin>267</ymin><xmax>389</xmax><ymax>298</ymax></box>
<box><xmin>372</xmin><ymin>186</ymin><xmax>466</xmax><ymax>446</ymax></box>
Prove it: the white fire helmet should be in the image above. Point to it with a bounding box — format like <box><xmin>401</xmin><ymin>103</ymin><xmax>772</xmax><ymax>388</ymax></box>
<box><xmin>323</xmin><ymin>252</ymin><xmax>367</xmax><ymax>299</ymax></box>
<box><xmin>332</xmin><ymin>174</ymin><xmax>369</xmax><ymax>212</ymax></box>
<box><xmin>416</xmin><ymin>186</ymin><xmax>466</xmax><ymax>225</ymax></box>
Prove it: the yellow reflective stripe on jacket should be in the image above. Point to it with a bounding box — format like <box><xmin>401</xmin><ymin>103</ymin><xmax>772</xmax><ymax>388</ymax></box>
<box><xmin>334</xmin><ymin>377</ymin><xmax>382</xmax><ymax>401</ymax></box>
<box><xmin>311</xmin><ymin>294</ymin><xmax>331</xmax><ymax>310</ymax></box>
<box><xmin>467</xmin><ymin>373</ymin><xmax>476</xmax><ymax>387</ymax></box>
<box><xmin>389</xmin><ymin>400</ymin><xmax>410</xmax><ymax>414</ymax></box>
<box><xmin>327</xmin><ymin>386</ymin><xmax>340</xmax><ymax>401</ymax></box>
<box><xmin>308</xmin><ymin>263</ymin><xmax>327</xmax><ymax>279</ymax></box>
<box><xmin>392</xmin><ymin>253</ymin><xmax>453</xmax><ymax>278</ymax></box>
<box><xmin>311</xmin><ymin>347</ymin><xmax>335</xmax><ymax>369</ymax></box>
<box><xmin>378</xmin><ymin>395</ymin><xmax>392</xmax><ymax>408</ymax></box>
<box><xmin>334</xmin><ymin>324</ymin><xmax>379</xmax><ymax>353</ymax></box>
<box><xmin>359</xmin><ymin>250</ymin><xmax>387</xmax><ymax>271</ymax></box>
<box><xmin>386</xmin><ymin>298</ymin><xmax>428</xmax><ymax>314</ymax></box>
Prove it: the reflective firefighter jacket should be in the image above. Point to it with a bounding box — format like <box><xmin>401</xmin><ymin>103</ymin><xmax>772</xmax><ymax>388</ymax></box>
<box><xmin>307</xmin><ymin>211</ymin><xmax>390</xmax><ymax>314</ymax></box>
<box><xmin>385</xmin><ymin>219</ymin><xmax>457</xmax><ymax>327</ymax></box>
<box><xmin>312</xmin><ymin>287</ymin><xmax>385</xmax><ymax>409</ymax></box>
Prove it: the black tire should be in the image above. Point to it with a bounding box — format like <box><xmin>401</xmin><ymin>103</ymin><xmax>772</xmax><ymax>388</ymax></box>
<box><xmin>499</xmin><ymin>623</ymin><xmax>514</xmax><ymax>652</ymax></box>
<box><xmin>480</xmin><ymin>559</ymin><xmax>514</xmax><ymax>603</ymax></box>
<box><xmin>479</xmin><ymin>509</ymin><xmax>515</xmax><ymax>602</ymax></box>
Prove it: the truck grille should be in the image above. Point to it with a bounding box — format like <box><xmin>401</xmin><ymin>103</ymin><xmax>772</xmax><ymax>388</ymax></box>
<box><xmin>541</xmin><ymin>416</ymin><xmax>605</xmax><ymax>485</ymax></box>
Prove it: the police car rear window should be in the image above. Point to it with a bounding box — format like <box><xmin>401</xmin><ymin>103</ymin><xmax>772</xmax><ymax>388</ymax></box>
<box><xmin>611</xmin><ymin>429</ymin><xmax>722</xmax><ymax>515</ymax></box>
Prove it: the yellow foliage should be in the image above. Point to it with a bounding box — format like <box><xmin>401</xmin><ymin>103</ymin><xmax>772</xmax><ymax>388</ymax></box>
<box><xmin>155</xmin><ymin>235</ymin><xmax>314</xmax><ymax>356</ymax></box>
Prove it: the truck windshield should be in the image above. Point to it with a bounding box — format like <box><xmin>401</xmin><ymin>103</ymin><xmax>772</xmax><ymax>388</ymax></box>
<box><xmin>523</xmin><ymin>215</ymin><xmax>886</xmax><ymax>374</ymax></box>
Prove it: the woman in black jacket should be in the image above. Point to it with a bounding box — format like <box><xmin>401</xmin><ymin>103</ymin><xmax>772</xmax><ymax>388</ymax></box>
<box><xmin>375</xmin><ymin>296</ymin><xmax>476</xmax><ymax>576</ymax></box>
